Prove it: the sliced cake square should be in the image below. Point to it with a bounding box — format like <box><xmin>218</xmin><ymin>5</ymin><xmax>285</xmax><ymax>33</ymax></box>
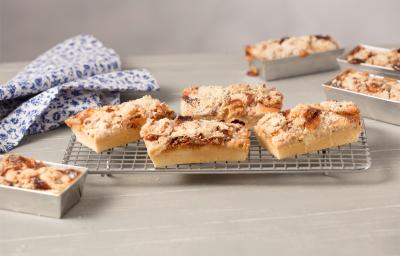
<box><xmin>254</xmin><ymin>101</ymin><xmax>361</xmax><ymax>159</ymax></box>
<box><xmin>181</xmin><ymin>84</ymin><xmax>283</xmax><ymax>128</ymax></box>
<box><xmin>65</xmin><ymin>95</ymin><xmax>175</xmax><ymax>153</ymax></box>
<box><xmin>140</xmin><ymin>116</ymin><xmax>250</xmax><ymax>167</ymax></box>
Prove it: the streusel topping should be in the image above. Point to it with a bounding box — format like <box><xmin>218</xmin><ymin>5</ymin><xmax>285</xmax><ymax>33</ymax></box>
<box><xmin>346</xmin><ymin>46</ymin><xmax>400</xmax><ymax>70</ymax></box>
<box><xmin>245</xmin><ymin>35</ymin><xmax>339</xmax><ymax>61</ymax></box>
<box><xmin>330</xmin><ymin>69</ymin><xmax>400</xmax><ymax>101</ymax></box>
<box><xmin>181</xmin><ymin>84</ymin><xmax>283</xmax><ymax>124</ymax></box>
<box><xmin>65</xmin><ymin>95</ymin><xmax>175</xmax><ymax>139</ymax></box>
<box><xmin>0</xmin><ymin>154</ymin><xmax>81</xmax><ymax>194</ymax></box>
<box><xmin>141</xmin><ymin>116</ymin><xmax>250</xmax><ymax>155</ymax></box>
<box><xmin>255</xmin><ymin>101</ymin><xmax>361</xmax><ymax>147</ymax></box>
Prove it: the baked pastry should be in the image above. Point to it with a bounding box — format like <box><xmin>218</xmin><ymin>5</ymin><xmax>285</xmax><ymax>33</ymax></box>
<box><xmin>140</xmin><ymin>116</ymin><xmax>250</xmax><ymax>167</ymax></box>
<box><xmin>65</xmin><ymin>95</ymin><xmax>175</xmax><ymax>153</ymax></box>
<box><xmin>181</xmin><ymin>84</ymin><xmax>283</xmax><ymax>128</ymax></box>
<box><xmin>0</xmin><ymin>154</ymin><xmax>81</xmax><ymax>194</ymax></box>
<box><xmin>346</xmin><ymin>45</ymin><xmax>400</xmax><ymax>71</ymax></box>
<box><xmin>245</xmin><ymin>35</ymin><xmax>339</xmax><ymax>62</ymax></box>
<box><xmin>254</xmin><ymin>101</ymin><xmax>361</xmax><ymax>159</ymax></box>
<box><xmin>330</xmin><ymin>69</ymin><xmax>400</xmax><ymax>101</ymax></box>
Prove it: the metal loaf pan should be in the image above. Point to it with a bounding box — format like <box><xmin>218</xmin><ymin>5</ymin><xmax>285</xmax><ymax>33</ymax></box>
<box><xmin>323</xmin><ymin>73</ymin><xmax>400</xmax><ymax>126</ymax></box>
<box><xmin>250</xmin><ymin>48</ymin><xmax>344</xmax><ymax>81</ymax></box>
<box><xmin>337</xmin><ymin>45</ymin><xmax>400</xmax><ymax>79</ymax></box>
<box><xmin>0</xmin><ymin>160</ymin><xmax>87</xmax><ymax>218</ymax></box>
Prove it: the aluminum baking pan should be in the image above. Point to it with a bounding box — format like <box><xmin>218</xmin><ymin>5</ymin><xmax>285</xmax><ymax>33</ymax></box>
<box><xmin>337</xmin><ymin>44</ymin><xmax>400</xmax><ymax>79</ymax></box>
<box><xmin>0</xmin><ymin>159</ymin><xmax>87</xmax><ymax>218</ymax></box>
<box><xmin>323</xmin><ymin>74</ymin><xmax>400</xmax><ymax>126</ymax></box>
<box><xmin>250</xmin><ymin>48</ymin><xmax>344</xmax><ymax>81</ymax></box>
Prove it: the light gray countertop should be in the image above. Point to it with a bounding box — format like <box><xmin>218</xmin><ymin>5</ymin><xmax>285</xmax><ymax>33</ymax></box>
<box><xmin>0</xmin><ymin>54</ymin><xmax>399</xmax><ymax>256</ymax></box>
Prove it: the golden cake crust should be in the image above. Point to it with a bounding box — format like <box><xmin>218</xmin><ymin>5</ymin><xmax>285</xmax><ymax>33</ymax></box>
<box><xmin>245</xmin><ymin>35</ymin><xmax>339</xmax><ymax>61</ymax></box>
<box><xmin>65</xmin><ymin>95</ymin><xmax>175</xmax><ymax>140</ymax></box>
<box><xmin>0</xmin><ymin>154</ymin><xmax>81</xmax><ymax>193</ymax></box>
<box><xmin>181</xmin><ymin>84</ymin><xmax>283</xmax><ymax>128</ymax></box>
<box><xmin>141</xmin><ymin>116</ymin><xmax>250</xmax><ymax>155</ymax></box>
<box><xmin>346</xmin><ymin>46</ymin><xmax>400</xmax><ymax>70</ymax></box>
<box><xmin>65</xmin><ymin>95</ymin><xmax>175</xmax><ymax>152</ymax></box>
<box><xmin>254</xmin><ymin>101</ymin><xmax>361</xmax><ymax>159</ymax></box>
<box><xmin>330</xmin><ymin>69</ymin><xmax>400</xmax><ymax>101</ymax></box>
<box><xmin>141</xmin><ymin>116</ymin><xmax>250</xmax><ymax>166</ymax></box>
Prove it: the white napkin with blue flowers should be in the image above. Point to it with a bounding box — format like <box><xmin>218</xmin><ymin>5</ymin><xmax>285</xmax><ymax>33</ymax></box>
<box><xmin>0</xmin><ymin>35</ymin><xmax>159</xmax><ymax>152</ymax></box>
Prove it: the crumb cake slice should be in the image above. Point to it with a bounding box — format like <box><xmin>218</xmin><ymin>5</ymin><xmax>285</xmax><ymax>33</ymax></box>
<box><xmin>181</xmin><ymin>84</ymin><xmax>283</xmax><ymax>128</ymax></box>
<box><xmin>346</xmin><ymin>45</ymin><xmax>400</xmax><ymax>71</ymax></box>
<box><xmin>245</xmin><ymin>35</ymin><xmax>339</xmax><ymax>61</ymax></box>
<box><xmin>330</xmin><ymin>69</ymin><xmax>400</xmax><ymax>101</ymax></box>
<box><xmin>254</xmin><ymin>101</ymin><xmax>361</xmax><ymax>159</ymax></box>
<box><xmin>65</xmin><ymin>95</ymin><xmax>175</xmax><ymax>153</ymax></box>
<box><xmin>0</xmin><ymin>154</ymin><xmax>81</xmax><ymax>194</ymax></box>
<box><xmin>140</xmin><ymin>116</ymin><xmax>250</xmax><ymax>167</ymax></box>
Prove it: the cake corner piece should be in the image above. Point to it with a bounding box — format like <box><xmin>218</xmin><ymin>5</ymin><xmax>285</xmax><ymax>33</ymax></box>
<box><xmin>65</xmin><ymin>95</ymin><xmax>175</xmax><ymax>153</ymax></box>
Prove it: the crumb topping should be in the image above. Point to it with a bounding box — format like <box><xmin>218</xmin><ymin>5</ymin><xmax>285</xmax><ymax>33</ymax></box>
<box><xmin>141</xmin><ymin>117</ymin><xmax>250</xmax><ymax>155</ymax></box>
<box><xmin>181</xmin><ymin>84</ymin><xmax>283</xmax><ymax>125</ymax></box>
<box><xmin>245</xmin><ymin>35</ymin><xmax>339</xmax><ymax>61</ymax></box>
<box><xmin>330</xmin><ymin>69</ymin><xmax>400</xmax><ymax>101</ymax></box>
<box><xmin>0</xmin><ymin>154</ymin><xmax>81</xmax><ymax>193</ymax></box>
<box><xmin>255</xmin><ymin>101</ymin><xmax>361</xmax><ymax>147</ymax></box>
<box><xmin>346</xmin><ymin>46</ymin><xmax>400</xmax><ymax>70</ymax></box>
<box><xmin>65</xmin><ymin>95</ymin><xmax>175</xmax><ymax>139</ymax></box>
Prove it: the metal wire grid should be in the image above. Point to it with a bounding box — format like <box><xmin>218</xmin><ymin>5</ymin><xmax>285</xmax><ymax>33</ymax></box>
<box><xmin>62</xmin><ymin>122</ymin><xmax>371</xmax><ymax>175</ymax></box>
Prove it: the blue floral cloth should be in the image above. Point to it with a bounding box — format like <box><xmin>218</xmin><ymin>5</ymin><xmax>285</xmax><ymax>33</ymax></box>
<box><xmin>0</xmin><ymin>35</ymin><xmax>159</xmax><ymax>152</ymax></box>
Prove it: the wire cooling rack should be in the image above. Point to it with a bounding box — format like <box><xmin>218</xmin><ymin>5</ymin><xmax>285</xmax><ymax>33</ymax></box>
<box><xmin>62</xmin><ymin>123</ymin><xmax>371</xmax><ymax>175</ymax></box>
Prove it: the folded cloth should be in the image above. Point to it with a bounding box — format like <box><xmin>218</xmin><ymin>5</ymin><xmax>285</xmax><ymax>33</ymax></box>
<box><xmin>0</xmin><ymin>35</ymin><xmax>159</xmax><ymax>152</ymax></box>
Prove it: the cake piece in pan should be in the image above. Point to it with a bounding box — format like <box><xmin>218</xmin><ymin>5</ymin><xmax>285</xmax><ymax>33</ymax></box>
<box><xmin>346</xmin><ymin>45</ymin><xmax>400</xmax><ymax>71</ymax></box>
<box><xmin>140</xmin><ymin>116</ymin><xmax>250</xmax><ymax>167</ymax></box>
<box><xmin>65</xmin><ymin>95</ymin><xmax>175</xmax><ymax>153</ymax></box>
<box><xmin>254</xmin><ymin>101</ymin><xmax>361</xmax><ymax>159</ymax></box>
<box><xmin>0</xmin><ymin>154</ymin><xmax>81</xmax><ymax>194</ymax></box>
<box><xmin>245</xmin><ymin>35</ymin><xmax>339</xmax><ymax>61</ymax></box>
<box><xmin>181</xmin><ymin>84</ymin><xmax>283</xmax><ymax>128</ymax></box>
<box><xmin>331</xmin><ymin>69</ymin><xmax>400</xmax><ymax>101</ymax></box>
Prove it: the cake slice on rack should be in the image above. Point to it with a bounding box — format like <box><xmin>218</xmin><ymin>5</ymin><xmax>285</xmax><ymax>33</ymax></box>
<box><xmin>65</xmin><ymin>95</ymin><xmax>175</xmax><ymax>153</ymax></box>
<box><xmin>140</xmin><ymin>116</ymin><xmax>250</xmax><ymax>167</ymax></box>
<box><xmin>180</xmin><ymin>84</ymin><xmax>283</xmax><ymax>128</ymax></box>
<box><xmin>254</xmin><ymin>101</ymin><xmax>361</xmax><ymax>159</ymax></box>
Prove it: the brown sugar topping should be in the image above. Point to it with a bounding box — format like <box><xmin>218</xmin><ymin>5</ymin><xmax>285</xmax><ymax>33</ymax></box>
<box><xmin>303</xmin><ymin>107</ymin><xmax>321</xmax><ymax>130</ymax></box>
<box><xmin>346</xmin><ymin>45</ymin><xmax>400</xmax><ymax>69</ymax></box>
<box><xmin>314</xmin><ymin>34</ymin><xmax>331</xmax><ymax>40</ymax></box>
<box><xmin>330</xmin><ymin>69</ymin><xmax>400</xmax><ymax>101</ymax></box>
<box><xmin>32</xmin><ymin>176</ymin><xmax>51</xmax><ymax>190</ymax></box>
<box><xmin>0</xmin><ymin>154</ymin><xmax>81</xmax><ymax>193</ymax></box>
<box><xmin>1</xmin><ymin>155</ymin><xmax>45</xmax><ymax>175</ymax></box>
<box><xmin>141</xmin><ymin>118</ymin><xmax>250</xmax><ymax>155</ymax></box>
<box><xmin>181</xmin><ymin>84</ymin><xmax>283</xmax><ymax>126</ymax></box>
<box><xmin>349</xmin><ymin>58</ymin><xmax>365</xmax><ymax>64</ymax></box>
<box><xmin>65</xmin><ymin>95</ymin><xmax>175</xmax><ymax>139</ymax></box>
<box><xmin>279</xmin><ymin>36</ymin><xmax>289</xmax><ymax>44</ymax></box>
<box><xmin>255</xmin><ymin>101</ymin><xmax>361</xmax><ymax>147</ymax></box>
<box><xmin>245</xmin><ymin>35</ymin><xmax>339</xmax><ymax>61</ymax></box>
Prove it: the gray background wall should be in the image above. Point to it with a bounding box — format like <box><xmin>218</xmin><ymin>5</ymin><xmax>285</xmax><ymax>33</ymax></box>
<box><xmin>0</xmin><ymin>0</ymin><xmax>399</xmax><ymax>62</ymax></box>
